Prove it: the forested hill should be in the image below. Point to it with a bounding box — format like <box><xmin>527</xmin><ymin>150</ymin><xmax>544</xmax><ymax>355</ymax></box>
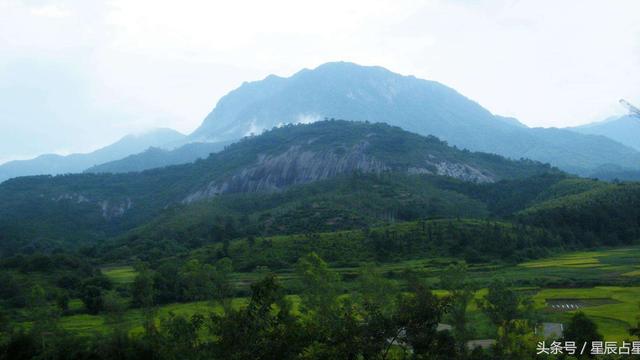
<box><xmin>0</xmin><ymin>120</ymin><xmax>556</xmax><ymax>255</ymax></box>
<box><xmin>2</xmin><ymin>121</ymin><xmax>640</xmax><ymax>278</ymax></box>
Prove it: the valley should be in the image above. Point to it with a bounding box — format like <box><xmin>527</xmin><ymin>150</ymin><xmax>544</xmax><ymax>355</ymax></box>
<box><xmin>13</xmin><ymin>246</ymin><xmax>640</xmax><ymax>342</ymax></box>
<box><xmin>2</xmin><ymin>121</ymin><xmax>640</xmax><ymax>359</ymax></box>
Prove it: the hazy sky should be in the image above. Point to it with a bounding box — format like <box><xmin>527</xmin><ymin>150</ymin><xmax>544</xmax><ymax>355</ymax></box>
<box><xmin>1</xmin><ymin>0</ymin><xmax>639</xmax><ymax>163</ymax></box>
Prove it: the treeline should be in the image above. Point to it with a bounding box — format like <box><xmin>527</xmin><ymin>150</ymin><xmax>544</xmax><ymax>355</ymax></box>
<box><xmin>186</xmin><ymin>219</ymin><xmax>561</xmax><ymax>272</ymax></box>
<box><xmin>0</xmin><ymin>253</ymin><xmax>100</xmax><ymax>311</ymax></box>
<box><xmin>0</xmin><ymin>120</ymin><xmax>555</xmax><ymax>257</ymax></box>
<box><xmin>5</xmin><ymin>170</ymin><xmax>640</xmax><ymax>268</ymax></box>
<box><xmin>85</xmin><ymin>175</ymin><xmax>640</xmax><ymax>266</ymax></box>
<box><xmin>2</xmin><ymin>253</ymin><xmax>634</xmax><ymax>360</ymax></box>
<box><xmin>518</xmin><ymin>183</ymin><xmax>640</xmax><ymax>247</ymax></box>
<box><xmin>0</xmin><ymin>256</ymin><xmax>233</xmax><ymax>320</ymax></box>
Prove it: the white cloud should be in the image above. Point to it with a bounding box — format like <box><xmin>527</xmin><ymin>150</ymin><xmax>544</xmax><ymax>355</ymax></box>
<box><xmin>30</xmin><ymin>4</ymin><xmax>72</xmax><ymax>18</ymax></box>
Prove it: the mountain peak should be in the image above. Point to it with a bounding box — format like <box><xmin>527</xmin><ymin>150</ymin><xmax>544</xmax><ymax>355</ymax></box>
<box><xmin>310</xmin><ymin>61</ymin><xmax>390</xmax><ymax>73</ymax></box>
<box><xmin>188</xmin><ymin>63</ymin><xmax>640</xmax><ymax>177</ymax></box>
<box><xmin>189</xmin><ymin>61</ymin><xmax>498</xmax><ymax>144</ymax></box>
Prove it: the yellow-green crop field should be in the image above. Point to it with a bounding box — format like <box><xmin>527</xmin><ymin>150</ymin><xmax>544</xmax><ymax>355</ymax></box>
<box><xmin>101</xmin><ymin>266</ymin><xmax>137</xmax><ymax>285</ymax></box>
<box><xmin>48</xmin><ymin>247</ymin><xmax>640</xmax><ymax>341</ymax></box>
<box><xmin>533</xmin><ymin>287</ymin><xmax>640</xmax><ymax>341</ymax></box>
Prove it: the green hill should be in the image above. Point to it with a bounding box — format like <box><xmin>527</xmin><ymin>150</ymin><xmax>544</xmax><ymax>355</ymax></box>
<box><xmin>0</xmin><ymin>120</ymin><xmax>556</xmax><ymax>256</ymax></box>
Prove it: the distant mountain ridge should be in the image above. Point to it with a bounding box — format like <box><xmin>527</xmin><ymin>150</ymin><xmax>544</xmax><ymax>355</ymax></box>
<box><xmin>0</xmin><ymin>128</ymin><xmax>185</xmax><ymax>183</ymax></box>
<box><xmin>85</xmin><ymin>141</ymin><xmax>233</xmax><ymax>174</ymax></box>
<box><xmin>569</xmin><ymin>115</ymin><xmax>640</xmax><ymax>151</ymax></box>
<box><xmin>190</xmin><ymin>62</ymin><xmax>640</xmax><ymax>176</ymax></box>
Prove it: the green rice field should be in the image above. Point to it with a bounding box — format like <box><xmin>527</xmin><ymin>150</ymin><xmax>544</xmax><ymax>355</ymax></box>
<box><xmin>47</xmin><ymin>246</ymin><xmax>640</xmax><ymax>341</ymax></box>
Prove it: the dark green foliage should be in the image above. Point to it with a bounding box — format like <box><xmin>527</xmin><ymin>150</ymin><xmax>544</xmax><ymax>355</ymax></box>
<box><xmin>153</xmin><ymin>261</ymin><xmax>183</xmax><ymax>304</ymax></box>
<box><xmin>131</xmin><ymin>269</ymin><xmax>155</xmax><ymax>308</ymax></box>
<box><xmin>478</xmin><ymin>280</ymin><xmax>521</xmax><ymax>329</ymax></box>
<box><xmin>0</xmin><ymin>331</ymin><xmax>38</xmax><ymax>360</ymax></box>
<box><xmin>0</xmin><ymin>120</ymin><xmax>555</xmax><ymax>256</ymax></box>
<box><xmin>440</xmin><ymin>263</ymin><xmax>474</xmax><ymax>356</ymax></box>
<box><xmin>55</xmin><ymin>291</ymin><xmax>69</xmax><ymax>312</ymax></box>
<box><xmin>295</xmin><ymin>252</ymin><xmax>341</xmax><ymax>316</ymax></box>
<box><xmin>81</xmin><ymin>285</ymin><xmax>104</xmax><ymax>315</ymax></box>
<box><xmin>98</xmin><ymin>173</ymin><xmax>493</xmax><ymax>261</ymax></box>
<box><xmin>129</xmin><ymin>258</ymin><xmax>234</xmax><ymax>306</ymax></box>
<box><xmin>477</xmin><ymin>279</ymin><xmax>537</xmax><ymax>357</ymax></box>
<box><xmin>562</xmin><ymin>312</ymin><xmax>603</xmax><ymax>358</ymax></box>
<box><xmin>0</xmin><ymin>272</ymin><xmax>26</xmax><ymax>308</ymax></box>
<box><xmin>396</xmin><ymin>279</ymin><xmax>449</xmax><ymax>358</ymax></box>
<box><xmin>155</xmin><ymin>313</ymin><xmax>206</xmax><ymax>360</ymax></box>
<box><xmin>0</xmin><ymin>252</ymin><xmax>623</xmax><ymax>360</ymax></box>
<box><xmin>184</xmin><ymin>219</ymin><xmax>558</xmax><ymax>273</ymax></box>
<box><xmin>519</xmin><ymin>182</ymin><xmax>640</xmax><ymax>247</ymax></box>
<box><xmin>2</xmin><ymin>122</ymin><xmax>640</xmax><ymax>359</ymax></box>
<box><xmin>209</xmin><ymin>274</ymin><xmax>303</xmax><ymax>360</ymax></box>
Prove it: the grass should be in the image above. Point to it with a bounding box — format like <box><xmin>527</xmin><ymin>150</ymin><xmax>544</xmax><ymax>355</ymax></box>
<box><xmin>38</xmin><ymin>246</ymin><xmax>640</xmax><ymax>341</ymax></box>
<box><xmin>622</xmin><ymin>269</ymin><xmax>640</xmax><ymax>277</ymax></box>
<box><xmin>519</xmin><ymin>248</ymin><xmax>640</xmax><ymax>270</ymax></box>
<box><xmin>533</xmin><ymin>286</ymin><xmax>640</xmax><ymax>341</ymax></box>
<box><xmin>101</xmin><ymin>266</ymin><xmax>137</xmax><ymax>285</ymax></box>
<box><xmin>58</xmin><ymin>299</ymin><xmax>248</xmax><ymax>336</ymax></box>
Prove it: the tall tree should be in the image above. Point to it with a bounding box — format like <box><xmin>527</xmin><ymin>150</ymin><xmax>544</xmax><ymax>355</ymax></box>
<box><xmin>295</xmin><ymin>252</ymin><xmax>341</xmax><ymax>317</ymax></box>
<box><xmin>355</xmin><ymin>263</ymin><xmax>397</xmax><ymax>315</ymax></box>
<box><xmin>563</xmin><ymin>312</ymin><xmax>603</xmax><ymax>357</ymax></box>
<box><xmin>210</xmin><ymin>274</ymin><xmax>302</xmax><ymax>360</ymax></box>
<box><xmin>440</xmin><ymin>262</ymin><xmax>475</xmax><ymax>356</ymax></box>
<box><xmin>81</xmin><ymin>285</ymin><xmax>104</xmax><ymax>315</ymax></box>
<box><xmin>395</xmin><ymin>278</ymin><xmax>449</xmax><ymax>359</ymax></box>
<box><xmin>131</xmin><ymin>268</ymin><xmax>155</xmax><ymax>308</ymax></box>
<box><xmin>477</xmin><ymin>279</ymin><xmax>535</xmax><ymax>358</ymax></box>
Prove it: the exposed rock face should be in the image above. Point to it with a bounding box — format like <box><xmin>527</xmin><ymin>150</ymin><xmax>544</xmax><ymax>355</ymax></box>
<box><xmin>99</xmin><ymin>198</ymin><xmax>133</xmax><ymax>220</ymax></box>
<box><xmin>184</xmin><ymin>142</ymin><xmax>388</xmax><ymax>203</ymax></box>
<box><xmin>434</xmin><ymin>161</ymin><xmax>494</xmax><ymax>183</ymax></box>
<box><xmin>183</xmin><ymin>141</ymin><xmax>495</xmax><ymax>203</ymax></box>
<box><xmin>52</xmin><ymin>193</ymin><xmax>90</xmax><ymax>203</ymax></box>
<box><xmin>52</xmin><ymin>193</ymin><xmax>133</xmax><ymax>220</ymax></box>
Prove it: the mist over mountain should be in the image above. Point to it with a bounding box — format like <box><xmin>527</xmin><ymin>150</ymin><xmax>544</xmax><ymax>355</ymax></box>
<box><xmin>190</xmin><ymin>62</ymin><xmax>640</xmax><ymax>176</ymax></box>
<box><xmin>0</xmin><ymin>128</ymin><xmax>185</xmax><ymax>183</ymax></box>
<box><xmin>569</xmin><ymin>115</ymin><xmax>640</xmax><ymax>151</ymax></box>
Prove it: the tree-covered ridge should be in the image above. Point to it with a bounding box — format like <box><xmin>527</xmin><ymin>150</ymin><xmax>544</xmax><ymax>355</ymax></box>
<box><xmin>211</xmin><ymin>120</ymin><xmax>557</xmax><ymax>179</ymax></box>
<box><xmin>182</xmin><ymin>219</ymin><xmax>559</xmax><ymax>272</ymax></box>
<box><xmin>518</xmin><ymin>181</ymin><xmax>640</xmax><ymax>247</ymax></box>
<box><xmin>0</xmin><ymin>120</ymin><xmax>558</xmax><ymax>255</ymax></box>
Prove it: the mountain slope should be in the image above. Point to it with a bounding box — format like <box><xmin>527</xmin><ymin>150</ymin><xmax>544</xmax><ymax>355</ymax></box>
<box><xmin>85</xmin><ymin>141</ymin><xmax>233</xmax><ymax>174</ymax></box>
<box><xmin>569</xmin><ymin>115</ymin><xmax>640</xmax><ymax>151</ymax></box>
<box><xmin>518</xmin><ymin>179</ymin><xmax>640</xmax><ymax>247</ymax></box>
<box><xmin>0</xmin><ymin>120</ymin><xmax>557</xmax><ymax>255</ymax></box>
<box><xmin>190</xmin><ymin>62</ymin><xmax>640</xmax><ymax>176</ymax></box>
<box><xmin>191</xmin><ymin>62</ymin><xmax>525</xmax><ymax>152</ymax></box>
<box><xmin>0</xmin><ymin>128</ymin><xmax>185</xmax><ymax>183</ymax></box>
<box><xmin>182</xmin><ymin>120</ymin><xmax>555</xmax><ymax>203</ymax></box>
